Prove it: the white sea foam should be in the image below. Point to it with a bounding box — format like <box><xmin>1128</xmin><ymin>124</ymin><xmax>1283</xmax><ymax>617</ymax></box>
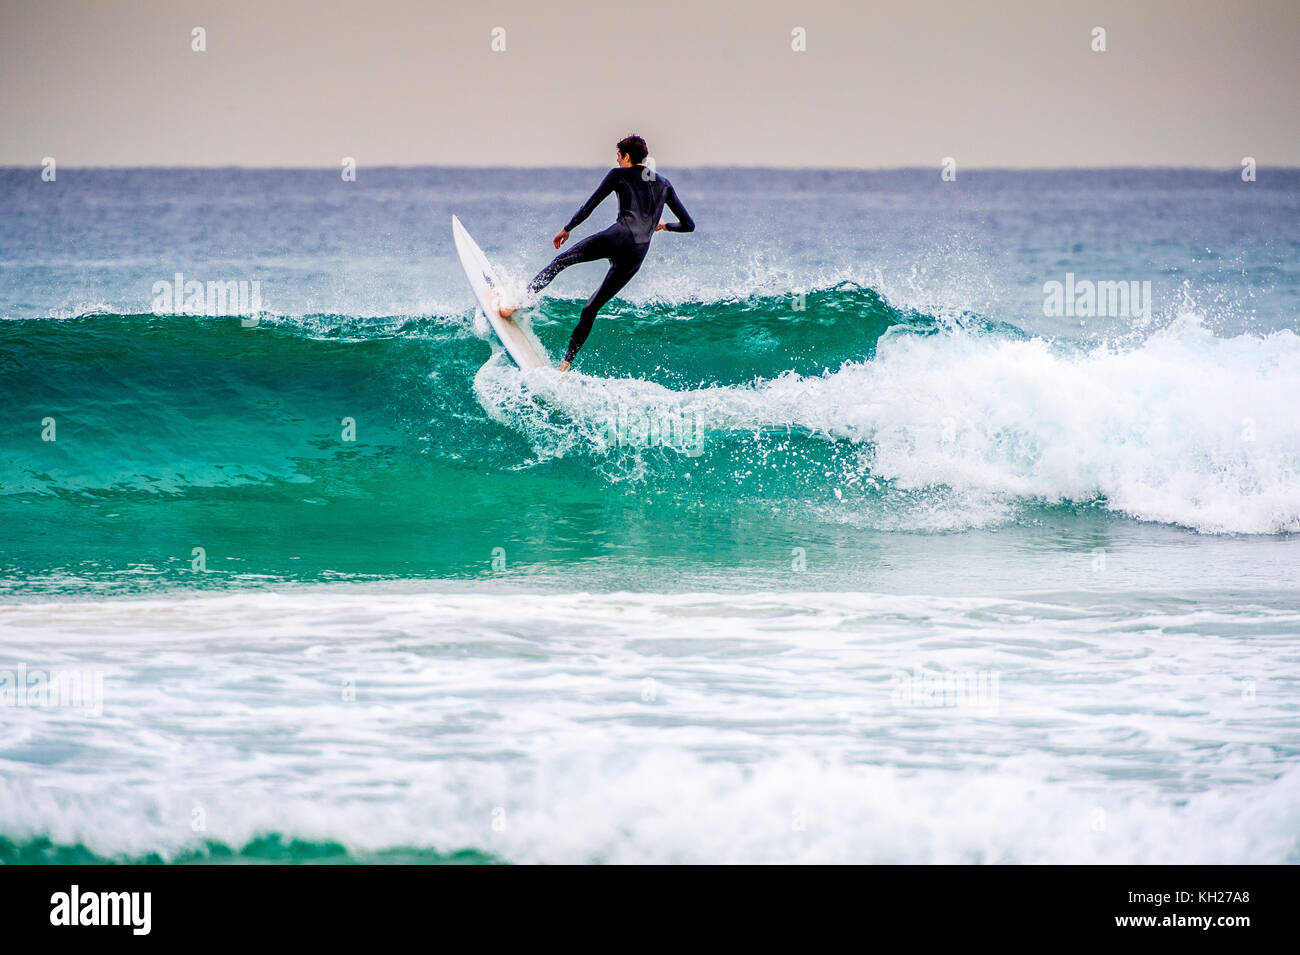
<box><xmin>1</xmin><ymin>586</ymin><xmax>1296</xmax><ymax>863</ymax></box>
<box><xmin>477</xmin><ymin>311</ymin><xmax>1300</xmax><ymax>534</ymax></box>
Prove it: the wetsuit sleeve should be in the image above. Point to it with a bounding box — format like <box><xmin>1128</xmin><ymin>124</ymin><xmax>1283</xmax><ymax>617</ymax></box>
<box><xmin>663</xmin><ymin>183</ymin><xmax>695</xmax><ymax>233</ymax></box>
<box><xmin>564</xmin><ymin>170</ymin><xmax>617</xmax><ymax>233</ymax></box>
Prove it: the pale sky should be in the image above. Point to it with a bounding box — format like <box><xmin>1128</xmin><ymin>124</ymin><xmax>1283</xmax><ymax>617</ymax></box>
<box><xmin>2</xmin><ymin>0</ymin><xmax>1297</xmax><ymax>167</ymax></box>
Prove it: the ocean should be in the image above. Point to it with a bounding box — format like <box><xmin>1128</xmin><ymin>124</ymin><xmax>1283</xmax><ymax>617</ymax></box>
<box><xmin>1</xmin><ymin>166</ymin><xmax>1298</xmax><ymax>864</ymax></box>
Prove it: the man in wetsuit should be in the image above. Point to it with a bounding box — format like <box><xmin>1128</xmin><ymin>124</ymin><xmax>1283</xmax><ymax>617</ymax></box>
<box><xmin>500</xmin><ymin>135</ymin><xmax>695</xmax><ymax>371</ymax></box>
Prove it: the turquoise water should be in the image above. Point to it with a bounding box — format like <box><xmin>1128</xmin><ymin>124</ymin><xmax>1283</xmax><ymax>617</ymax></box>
<box><xmin>1</xmin><ymin>833</ymin><xmax>501</xmax><ymax>865</ymax></box>
<box><xmin>2</xmin><ymin>168</ymin><xmax>1299</xmax><ymax>863</ymax></box>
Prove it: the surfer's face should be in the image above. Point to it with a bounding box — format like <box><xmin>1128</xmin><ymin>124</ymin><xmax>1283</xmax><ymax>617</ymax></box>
<box><xmin>617</xmin><ymin>151</ymin><xmax>633</xmax><ymax>168</ymax></box>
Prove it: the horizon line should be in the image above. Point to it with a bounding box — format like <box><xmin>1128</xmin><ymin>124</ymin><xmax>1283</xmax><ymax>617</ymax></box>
<box><xmin>4</xmin><ymin>163</ymin><xmax>1297</xmax><ymax>173</ymax></box>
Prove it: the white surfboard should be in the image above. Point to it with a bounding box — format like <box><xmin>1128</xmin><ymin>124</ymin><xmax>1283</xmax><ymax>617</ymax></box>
<box><xmin>452</xmin><ymin>215</ymin><xmax>550</xmax><ymax>369</ymax></box>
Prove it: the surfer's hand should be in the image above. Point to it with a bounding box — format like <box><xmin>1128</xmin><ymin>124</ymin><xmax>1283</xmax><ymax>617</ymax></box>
<box><xmin>655</xmin><ymin>220</ymin><xmax>667</xmax><ymax>232</ymax></box>
<box><xmin>553</xmin><ymin>229</ymin><xmax>569</xmax><ymax>249</ymax></box>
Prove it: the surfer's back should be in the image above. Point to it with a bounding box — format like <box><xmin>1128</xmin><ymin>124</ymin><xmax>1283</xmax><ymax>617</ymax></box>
<box><xmin>604</xmin><ymin>166</ymin><xmax>694</xmax><ymax>242</ymax></box>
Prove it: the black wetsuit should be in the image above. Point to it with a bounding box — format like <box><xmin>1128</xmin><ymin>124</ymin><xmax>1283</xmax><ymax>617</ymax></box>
<box><xmin>527</xmin><ymin>166</ymin><xmax>695</xmax><ymax>364</ymax></box>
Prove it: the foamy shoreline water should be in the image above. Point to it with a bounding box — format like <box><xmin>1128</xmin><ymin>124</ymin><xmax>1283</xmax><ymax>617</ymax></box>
<box><xmin>1</xmin><ymin>586</ymin><xmax>1297</xmax><ymax>863</ymax></box>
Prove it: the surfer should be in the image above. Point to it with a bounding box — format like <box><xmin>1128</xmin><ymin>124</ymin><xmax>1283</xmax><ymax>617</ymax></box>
<box><xmin>499</xmin><ymin>135</ymin><xmax>695</xmax><ymax>371</ymax></box>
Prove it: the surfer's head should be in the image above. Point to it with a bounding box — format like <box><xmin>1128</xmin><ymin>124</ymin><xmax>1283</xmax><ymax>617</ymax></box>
<box><xmin>616</xmin><ymin>135</ymin><xmax>648</xmax><ymax>166</ymax></box>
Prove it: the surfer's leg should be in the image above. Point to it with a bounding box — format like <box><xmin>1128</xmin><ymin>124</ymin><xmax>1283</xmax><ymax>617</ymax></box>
<box><xmin>562</xmin><ymin>244</ymin><xmax>650</xmax><ymax>365</ymax></box>
<box><xmin>503</xmin><ymin>236</ymin><xmax>611</xmax><ymax>319</ymax></box>
<box><xmin>526</xmin><ymin>231</ymin><xmax>614</xmax><ymax>296</ymax></box>
<box><xmin>506</xmin><ymin>236</ymin><xmax>609</xmax><ymax>320</ymax></box>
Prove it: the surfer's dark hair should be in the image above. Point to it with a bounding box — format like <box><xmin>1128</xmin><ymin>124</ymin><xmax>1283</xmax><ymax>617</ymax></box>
<box><xmin>617</xmin><ymin>135</ymin><xmax>648</xmax><ymax>164</ymax></box>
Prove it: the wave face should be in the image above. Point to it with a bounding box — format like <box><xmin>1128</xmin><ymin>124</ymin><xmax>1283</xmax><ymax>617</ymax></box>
<box><xmin>3</xmin><ymin>285</ymin><xmax>1300</xmax><ymax>597</ymax></box>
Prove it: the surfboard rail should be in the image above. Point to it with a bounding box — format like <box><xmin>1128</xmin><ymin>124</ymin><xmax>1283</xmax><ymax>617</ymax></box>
<box><xmin>452</xmin><ymin>215</ymin><xmax>550</xmax><ymax>370</ymax></box>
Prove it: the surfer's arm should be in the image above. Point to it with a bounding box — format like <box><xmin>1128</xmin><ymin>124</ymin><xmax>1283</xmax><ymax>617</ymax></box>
<box><xmin>563</xmin><ymin>170</ymin><xmax>617</xmax><ymax>233</ymax></box>
<box><xmin>660</xmin><ymin>184</ymin><xmax>695</xmax><ymax>233</ymax></box>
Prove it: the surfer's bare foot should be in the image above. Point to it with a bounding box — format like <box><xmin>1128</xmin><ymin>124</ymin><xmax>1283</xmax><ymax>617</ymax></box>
<box><xmin>498</xmin><ymin>305</ymin><xmax>517</xmax><ymax>319</ymax></box>
<box><xmin>558</xmin><ymin>360</ymin><xmax>571</xmax><ymax>373</ymax></box>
